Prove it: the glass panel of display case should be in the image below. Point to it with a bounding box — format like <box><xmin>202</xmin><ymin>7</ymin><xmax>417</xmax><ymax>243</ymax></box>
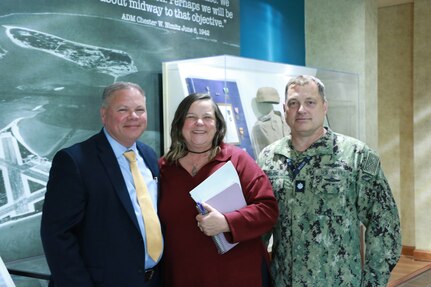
<box><xmin>162</xmin><ymin>55</ymin><xmax>359</xmax><ymax>159</ymax></box>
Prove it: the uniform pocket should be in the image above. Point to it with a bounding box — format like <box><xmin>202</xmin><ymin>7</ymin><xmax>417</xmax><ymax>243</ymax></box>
<box><xmin>312</xmin><ymin>168</ymin><xmax>351</xmax><ymax>215</ymax></box>
<box><xmin>266</xmin><ymin>172</ymin><xmax>291</xmax><ymax>199</ymax></box>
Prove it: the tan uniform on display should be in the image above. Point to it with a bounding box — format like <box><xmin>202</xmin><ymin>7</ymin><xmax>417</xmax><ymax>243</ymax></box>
<box><xmin>252</xmin><ymin>87</ymin><xmax>290</xmax><ymax>155</ymax></box>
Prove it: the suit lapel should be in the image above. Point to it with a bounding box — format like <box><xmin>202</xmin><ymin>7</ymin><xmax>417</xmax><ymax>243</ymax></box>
<box><xmin>95</xmin><ymin>132</ymin><xmax>140</xmax><ymax>230</ymax></box>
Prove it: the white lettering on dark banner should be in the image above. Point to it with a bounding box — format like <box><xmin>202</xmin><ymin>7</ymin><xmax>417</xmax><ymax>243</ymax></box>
<box><xmin>99</xmin><ymin>0</ymin><xmax>236</xmax><ymax>39</ymax></box>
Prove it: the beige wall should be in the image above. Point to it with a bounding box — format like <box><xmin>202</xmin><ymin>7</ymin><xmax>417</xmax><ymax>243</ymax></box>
<box><xmin>379</xmin><ymin>0</ymin><xmax>431</xmax><ymax>257</ymax></box>
<box><xmin>305</xmin><ymin>0</ymin><xmax>378</xmax><ymax>149</ymax></box>
<box><xmin>413</xmin><ymin>0</ymin><xmax>431</xmax><ymax>253</ymax></box>
<box><xmin>306</xmin><ymin>0</ymin><xmax>431</xmax><ymax>259</ymax></box>
<box><xmin>378</xmin><ymin>3</ymin><xmax>414</xmax><ymax>246</ymax></box>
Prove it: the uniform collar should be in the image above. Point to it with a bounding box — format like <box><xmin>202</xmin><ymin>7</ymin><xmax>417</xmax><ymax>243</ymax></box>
<box><xmin>275</xmin><ymin>127</ymin><xmax>335</xmax><ymax>158</ymax></box>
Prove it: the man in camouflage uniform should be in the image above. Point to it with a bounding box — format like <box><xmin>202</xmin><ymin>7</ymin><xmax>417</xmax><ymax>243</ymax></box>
<box><xmin>257</xmin><ymin>75</ymin><xmax>401</xmax><ymax>286</ymax></box>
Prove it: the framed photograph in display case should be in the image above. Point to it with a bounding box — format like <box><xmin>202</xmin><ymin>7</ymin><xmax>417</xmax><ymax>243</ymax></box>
<box><xmin>217</xmin><ymin>103</ymin><xmax>240</xmax><ymax>145</ymax></box>
<box><xmin>185</xmin><ymin>77</ymin><xmax>253</xmax><ymax>156</ymax></box>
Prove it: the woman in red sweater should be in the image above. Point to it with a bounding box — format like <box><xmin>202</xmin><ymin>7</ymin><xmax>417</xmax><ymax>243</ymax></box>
<box><xmin>159</xmin><ymin>93</ymin><xmax>278</xmax><ymax>287</ymax></box>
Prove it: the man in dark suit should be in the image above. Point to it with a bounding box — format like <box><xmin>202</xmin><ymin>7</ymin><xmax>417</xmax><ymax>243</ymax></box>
<box><xmin>40</xmin><ymin>82</ymin><xmax>162</xmax><ymax>287</ymax></box>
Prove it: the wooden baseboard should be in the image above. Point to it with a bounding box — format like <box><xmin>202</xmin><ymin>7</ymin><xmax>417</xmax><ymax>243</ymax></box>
<box><xmin>402</xmin><ymin>246</ymin><xmax>415</xmax><ymax>257</ymax></box>
<box><xmin>401</xmin><ymin>246</ymin><xmax>431</xmax><ymax>261</ymax></box>
<box><xmin>413</xmin><ymin>249</ymin><xmax>431</xmax><ymax>262</ymax></box>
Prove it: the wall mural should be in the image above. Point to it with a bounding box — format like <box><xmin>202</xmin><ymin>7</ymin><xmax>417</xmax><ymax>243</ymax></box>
<box><xmin>0</xmin><ymin>0</ymin><xmax>239</xmax><ymax>266</ymax></box>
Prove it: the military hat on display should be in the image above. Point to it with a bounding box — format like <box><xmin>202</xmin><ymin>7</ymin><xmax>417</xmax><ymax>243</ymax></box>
<box><xmin>256</xmin><ymin>87</ymin><xmax>280</xmax><ymax>104</ymax></box>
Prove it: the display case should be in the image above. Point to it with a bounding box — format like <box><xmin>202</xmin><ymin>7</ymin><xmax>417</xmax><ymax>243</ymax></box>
<box><xmin>162</xmin><ymin>55</ymin><xmax>359</xmax><ymax>158</ymax></box>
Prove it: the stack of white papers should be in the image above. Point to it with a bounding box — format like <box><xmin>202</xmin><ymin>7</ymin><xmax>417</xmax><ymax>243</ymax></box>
<box><xmin>190</xmin><ymin>161</ymin><xmax>246</xmax><ymax>254</ymax></box>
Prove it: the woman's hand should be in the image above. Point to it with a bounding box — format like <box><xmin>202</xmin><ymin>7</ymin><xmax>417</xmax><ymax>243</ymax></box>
<box><xmin>196</xmin><ymin>202</ymin><xmax>230</xmax><ymax>236</ymax></box>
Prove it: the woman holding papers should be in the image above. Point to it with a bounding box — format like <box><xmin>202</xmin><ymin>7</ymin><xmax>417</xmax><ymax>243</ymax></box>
<box><xmin>158</xmin><ymin>93</ymin><xmax>279</xmax><ymax>287</ymax></box>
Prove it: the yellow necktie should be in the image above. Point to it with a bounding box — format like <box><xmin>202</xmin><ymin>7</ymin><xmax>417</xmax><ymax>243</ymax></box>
<box><xmin>124</xmin><ymin>150</ymin><xmax>162</xmax><ymax>261</ymax></box>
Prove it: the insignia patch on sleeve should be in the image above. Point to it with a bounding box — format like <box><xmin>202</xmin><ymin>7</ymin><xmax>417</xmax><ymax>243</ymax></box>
<box><xmin>363</xmin><ymin>152</ymin><xmax>379</xmax><ymax>175</ymax></box>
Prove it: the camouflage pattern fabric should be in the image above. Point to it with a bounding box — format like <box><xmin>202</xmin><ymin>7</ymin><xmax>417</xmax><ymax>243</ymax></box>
<box><xmin>257</xmin><ymin>128</ymin><xmax>401</xmax><ymax>287</ymax></box>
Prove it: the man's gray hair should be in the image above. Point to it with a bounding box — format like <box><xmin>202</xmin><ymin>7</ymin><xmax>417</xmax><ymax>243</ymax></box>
<box><xmin>101</xmin><ymin>82</ymin><xmax>145</xmax><ymax>107</ymax></box>
<box><xmin>285</xmin><ymin>75</ymin><xmax>326</xmax><ymax>102</ymax></box>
